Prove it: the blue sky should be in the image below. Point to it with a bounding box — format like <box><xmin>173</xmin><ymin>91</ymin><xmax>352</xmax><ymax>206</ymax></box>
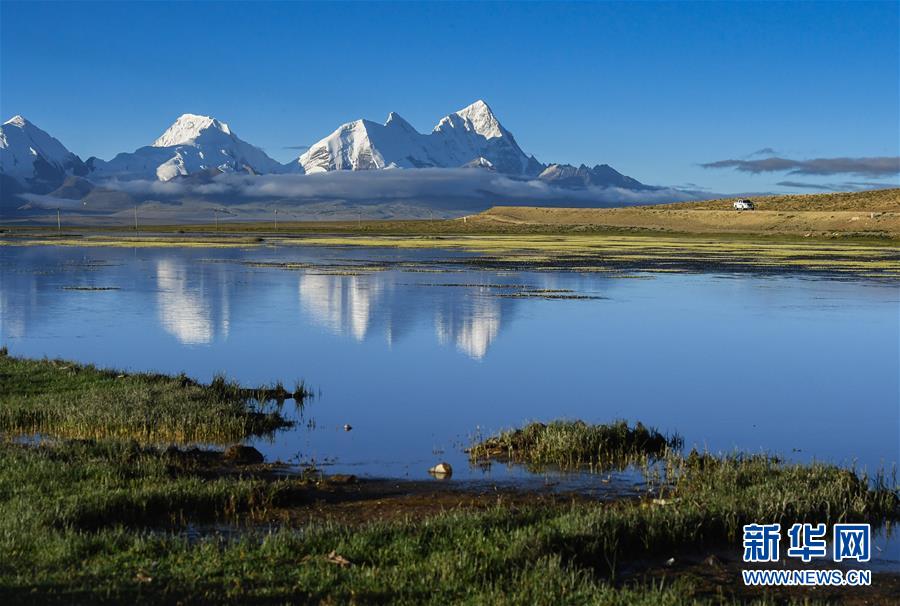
<box><xmin>2</xmin><ymin>1</ymin><xmax>897</xmax><ymax>193</ymax></box>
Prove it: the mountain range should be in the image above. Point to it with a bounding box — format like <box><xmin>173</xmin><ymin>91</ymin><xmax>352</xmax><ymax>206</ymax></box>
<box><xmin>0</xmin><ymin>100</ymin><xmax>683</xmax><ymax>220</ymax></box>
<box><xmin>293</xmin><ymin>101</ymin><xmax>546</xmax><ymax>176</ymax></box>
<box><xmin>2</xmin><ymin>100</ymin><xmax>647</xmax><ymax>186</ymax></box>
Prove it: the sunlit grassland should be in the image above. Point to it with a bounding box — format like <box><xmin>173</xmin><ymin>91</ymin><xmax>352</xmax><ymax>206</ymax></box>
<box><xmin>0</xmin><ymin>352</ymin><xmax>296</xmax><ymax>444</ymax></box>
<box><xmin>1</xmin><ymin>436</ymin><xmax>896</xmax><ymax>604</ymax></box>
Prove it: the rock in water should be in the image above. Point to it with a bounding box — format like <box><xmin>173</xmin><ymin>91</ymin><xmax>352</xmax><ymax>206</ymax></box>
<box><xmin>428</xmin><ymin>462</ymin><xmax>452</xmax><ymax>478</ymax></box>
<box><xmin>223</xmin><ymin>444</ymin><xmax>264</xmax><ymax>465</ymax></box>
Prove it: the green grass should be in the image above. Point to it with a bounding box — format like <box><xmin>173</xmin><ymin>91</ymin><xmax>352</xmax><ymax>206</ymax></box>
<box><xmin>0</xmin><ymin>439</ymin><xmax>304</xmax><ymax>532</ymax></box>
<box><xmin>0</xmin><ymin>352</ymin><xmax>300</xmax><ymax>445</ymax></box>
<box><xmin>469</xmin><ymin>420</ymin><xmax>682</xmax><ymax>470</ymax></box>
<box><xmin>0</xmin><ymin>437</ymin><xmax>895</xmax><ymax>604</ymax></box>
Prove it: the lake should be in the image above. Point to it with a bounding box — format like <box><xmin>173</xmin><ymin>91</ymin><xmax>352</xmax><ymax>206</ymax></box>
<box><xmin>1</xmin><ymin>243</ymin><xmax>897</xmax><ymax>486</ymax></box>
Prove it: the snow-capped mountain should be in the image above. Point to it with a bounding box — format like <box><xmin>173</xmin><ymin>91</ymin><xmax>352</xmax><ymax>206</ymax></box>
<box><xmin>1</xmin><ymin>101</ymin><xmax>653</xmax><ymax>215</ymax></box>
<box><xmin>87</xmin><ymin>114</ymin><xmax>283</xmax><ymax>181</ymax></box>
<box><xmin>0</xmin><ymin>115</ymin><xmax>87</xmax><ymax>193</ymax></box>
<box><xmin>294</xmin><ymin>100</ymin><xmax>543</xmax><ymax>176</ymax></box>
<box><xmin>296</xmin><ymin>113</ymin><xmax>432</xmax><ymax>172</ymax></box>
<box><xmin>538</xmin><ymin>163</ymin><xmax>649</xmax><ymax>190</ymax></box>
<box><xmin>427</xmin><ymin>100</ymin><xmax>543</xmax><ymax>175</ymax></box>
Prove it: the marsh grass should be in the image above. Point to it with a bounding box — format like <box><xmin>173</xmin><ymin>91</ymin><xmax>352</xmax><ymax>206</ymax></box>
<box><xmin>0</xmin><ymin>354</ymin><xmax>297</xmax><ymax>444</ymax></box>
<box><xmin>0</xmin><ymin>437</ymin><xmax>895</xmax><ymax>604</ymax></box>
<box><xmin>294</xmin><ymin>234</ymin><xmax>900</xmax><ymax>278</ymax></box>
<box><xmin>657</xmin><ymin>451</ymin><xmax>899</xmax><ymax>527</ymax></box>
<box><xmin>0</xmin><ymin>439</ymin><xmax>304</xmax><ymax>532</ymax></box>
<box><xmin>5</xmin><ymin>229</ymin><xmax>900</xmax><ymax>278</ymax></box>
<box><xmin>469</xmin><ymin>420</ymin><xmax>682</xmax><ymax>471</ymax></box>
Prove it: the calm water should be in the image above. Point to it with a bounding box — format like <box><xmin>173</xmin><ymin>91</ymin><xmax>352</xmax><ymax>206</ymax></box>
<box><xmin>1</xmin><ymin>244</ymin><xmax>898</xmax><ymax>485</ymax></box>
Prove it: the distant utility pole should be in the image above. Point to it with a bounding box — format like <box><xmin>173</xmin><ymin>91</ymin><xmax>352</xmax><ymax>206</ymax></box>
<box><xmin>214</xmin><ymin>209</ymin><xmax>219</xmax><ymax>232</ymax></box>
<box><xmin>274</xmin><ymin>208</ymin><xmax>278</xmax><ymax>231</ymax></box>
<box><xmin>56</xmin><ymin>208</ymin><xmax>61</xmax><ymax>233</ymax></box>
<box><xmin>134</xmin><ymin>206</ymin><xmax>138</xmax><ymax>233</ymax></box>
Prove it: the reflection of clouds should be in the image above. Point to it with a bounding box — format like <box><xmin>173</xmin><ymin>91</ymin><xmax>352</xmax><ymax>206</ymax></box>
<box><xmin>435</xmin><ymin>296</ymin><xmax>501</xmax><ymax>360</ymax></box>
<box><xmin>298</xmin><ymin>274</ymin><xmax>383</xmax><ymax>341</ymax></box>
<box><xmin>155</xmin><ymin>259</ymin><xmax>229</xmax><ymax>345</ymax></box>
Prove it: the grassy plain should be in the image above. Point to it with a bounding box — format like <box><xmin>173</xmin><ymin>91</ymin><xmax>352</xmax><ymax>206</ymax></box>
<box><xmin>4</xmin><ymin>187</ymin><xmax>898</xmax><ymax>239</ymax></box>
<box><xmin>468</xmin><ymin>188</ymin><xmax>900</xmax><ymax>237</ymax></box>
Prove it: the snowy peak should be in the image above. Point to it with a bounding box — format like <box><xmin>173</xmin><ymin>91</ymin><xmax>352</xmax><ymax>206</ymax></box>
<box><xmin>298</xmin><ymin>118</ymin><xmax>407</xmax><ymax>173</ymax></box>
<box><xmin>384</xmin><ymin>112</ymin><xmax>417</xmax><ymax>133</ymax></box>
<box><xmin>88</xmin><ymin>113</ymin><xmax>282</xmax><ymax>181</ymax></box>
<box><xmin>297</xmin><ymin>100</ymin><xmax>543</xmax><ymax>176</ymax></box>
<box><xmin>429</xmin><ymin>100</ymin><xmax>535</xmax><ymax>174</ymax></box>
<box><xmin>1</xmin><ymin>115</ymin><xmax>74</xmax><ymax>165</ymax></box>
<box><xmin>0</xmin><ymin>115</ymin><xmax>87</xmax><ymax>193</ymax></box>
<box><xmin>152</xmin><ymin>113</ymin><xmax>233</xmax><ymax>147</ymax></box>
<box><xmin>4</xmin><ymin>115</ymin><xmax>29</xmax><ymax>128</ymax></box>
<box><xmin>436</xmin><ymin>99</ymin><xmax>504</xmax><ymax>139</ymax></box>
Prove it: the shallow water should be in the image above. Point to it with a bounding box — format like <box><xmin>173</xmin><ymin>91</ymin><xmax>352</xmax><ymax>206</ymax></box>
<box><xmin>1</xmin><ymin>244</ymin><xmax>898</xmax><ymax>484</ymax></box>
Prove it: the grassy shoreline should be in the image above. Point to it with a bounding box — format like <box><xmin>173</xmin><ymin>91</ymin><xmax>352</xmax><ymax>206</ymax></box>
<box><xmin>0</xmin><ymin>351</ymin><xmax>308</xmax><ymax>444</ymax></box>
<box><xmin>2</xmin><ymin>436</ymin><xmax>896</xmax><ymax>604</ymax></box>
<box><xmin>1</xmin><ymin>354</ymin><xmax>898</xmax><ymax>603</ymax></box>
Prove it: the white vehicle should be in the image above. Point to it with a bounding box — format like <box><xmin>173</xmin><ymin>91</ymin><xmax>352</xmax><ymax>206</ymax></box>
<box><xmin>733</xmin><ymin>199</ymin><xmax>755</xmax><ymax>211</ymax></box>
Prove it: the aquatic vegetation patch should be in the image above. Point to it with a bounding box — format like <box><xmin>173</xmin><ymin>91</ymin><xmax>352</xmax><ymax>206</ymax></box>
<box><xmin>281</xmin><ymin>234</ymin><xmax>900</xmax><ymax>278</ymax></box>
<box><xmin>5</xmin><ymin>230</ymin><xmax>899</xmax><ymax>277</ymax></box>
<box><xmin>0</xmin><ymin>353</ymin><xmax>302</xmax><ymax>444</ymax></box>
<box><xmin>469</xmin><ymin>420</ymin><xmax>682</xmax><ymax>470</ymax></box>
<box><xmin>493</xmin><ymin>292</ymin><xmax>606</xmax><ymax>300</ymax></box>
<box><xmin>408</xmin><ymin>282</ymin><xmax>607</xmax><ymax>300</ymax></box>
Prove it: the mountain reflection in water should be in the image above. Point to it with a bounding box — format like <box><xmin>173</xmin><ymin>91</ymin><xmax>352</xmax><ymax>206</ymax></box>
<box><xmin>1</xmin><ymin>244</ymin><xmax>897</xmax><ymax>482</ymax></box>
